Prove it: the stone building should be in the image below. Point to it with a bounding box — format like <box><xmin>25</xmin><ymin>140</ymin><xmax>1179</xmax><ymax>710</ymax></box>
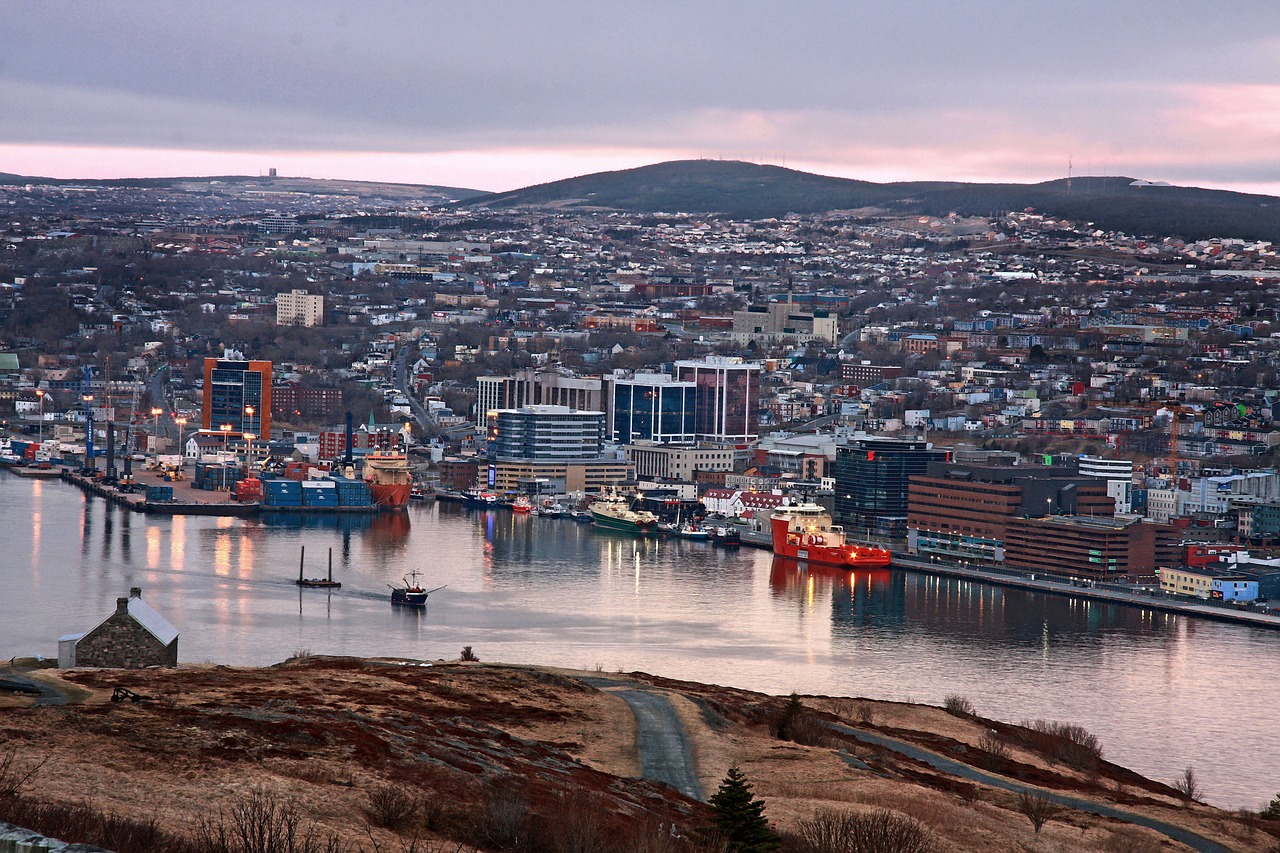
<box><xmin>59</xmin><ymin>588</ymin><xmax>179</xmax><ymax>668</ymax></box>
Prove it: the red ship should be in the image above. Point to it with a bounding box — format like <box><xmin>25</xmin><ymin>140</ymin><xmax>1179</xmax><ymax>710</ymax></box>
<box><xmin>769</xmin><ymin>501</ymin><xmax>891</xmax><ymax>569</ymax></box>
<box><xmin>363</xmin><ymin>450</ymin><xmax>412</xmax><ymax>509</ymax></box>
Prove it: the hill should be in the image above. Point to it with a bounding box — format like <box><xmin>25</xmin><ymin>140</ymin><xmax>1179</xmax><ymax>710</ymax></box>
<box><xmin>0</xmin><ymin>657</ymin><xmax>1269</xmax><ymax>852</ymax></box>
<box><xmin>464</xmin><ymin>159</ymin><xmax>1280</xmax><ymax>242</ymax></box>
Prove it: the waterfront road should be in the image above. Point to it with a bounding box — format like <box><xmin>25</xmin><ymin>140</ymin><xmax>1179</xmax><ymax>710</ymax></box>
<box><xmin>828</xmin><ymin>722</ymin><xmax>1233</xmax><ymax>853</ymax></box>
<box><xmin>577</xmin><ymin>676</ymin><xmax>704</xmax><ymax>801</ymax></box>
<box><xmin>892</xmin><ymin>553</ymin><xmax>1280</xmax><ymax>631</ymax></box>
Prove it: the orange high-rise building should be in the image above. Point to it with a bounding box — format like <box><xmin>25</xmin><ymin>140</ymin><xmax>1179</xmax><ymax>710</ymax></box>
<box><xmin>202</xmin><ymin>358</ymin><xmax>272</xmax><ymax>439</ymax></box>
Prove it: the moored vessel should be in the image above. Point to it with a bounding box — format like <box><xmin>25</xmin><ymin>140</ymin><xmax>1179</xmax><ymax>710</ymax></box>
<box><xmin>769</xmin><ymin>501</ymin><xmax>891</xmax><ymax>568</ymax></box>
<box><xmin>712</xmin><ymin>526</ymin><xmax>742</xmax><ymax>547</ymax></box>
<box><xmin>588</xmin><ymin>490</ymin><xmax>658</xmax><ymax>533</ymax></box>
<box><xmin>511</xmin><ymin>495</ymin><xmax>533</xmax><ymax>513</ymax></box>
<box><xmin>363</xmin><ymin>450</ymin><xmax>412</xmax><ymax>509</ymax></box>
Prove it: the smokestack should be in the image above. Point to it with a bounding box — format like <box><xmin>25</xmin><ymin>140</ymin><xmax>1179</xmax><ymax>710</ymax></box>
<box><xmin>345</xmin><ymin>411</ymin><xmax>354</xmax><ymax>465</ymax></box>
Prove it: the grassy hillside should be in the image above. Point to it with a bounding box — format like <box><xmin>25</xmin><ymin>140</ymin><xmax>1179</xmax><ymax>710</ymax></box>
<box><xmin>465</xmin><ymin>160</ymin><xmax>1280</xmax><ymax>242</ymax></box>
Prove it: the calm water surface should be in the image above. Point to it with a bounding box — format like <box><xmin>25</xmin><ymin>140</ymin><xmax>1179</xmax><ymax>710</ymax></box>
<box><xmin>3</xmin><ymin>473</ymin><xmax>1277</xmax><ymax>809</ymax></box>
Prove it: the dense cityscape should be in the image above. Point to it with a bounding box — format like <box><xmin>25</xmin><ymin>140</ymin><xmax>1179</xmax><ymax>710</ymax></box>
<box><xmin>4</xmin><ymin>173</ymin><xmax>1280</xmax><ymax>604</ymax></box>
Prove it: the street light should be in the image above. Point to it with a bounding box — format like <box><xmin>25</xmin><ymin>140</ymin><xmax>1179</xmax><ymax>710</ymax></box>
<box><xmin>220</xmin><ymin>423</ymin><xmax>232</xmax><ymax>454</ymax></box>
<box><xmin>243</xmin><ymin>433</ymin><xmax>256</xmax><ymax>473</ymax></box>
<box><xmin>35</xmin><ymin>389</ymin><xmax>44</xmax><ymax>443</ymax></box>
<box><xmin>244</xmin><ymin>404</ymin><xmax>255</xmax><ymax>434</ymax></box>
<box><xmin>174</xmin><ymin>416</ymin><xmax>187</xmax><ymax>472</ymax></box>
<box><xmin>150</xmin><ymin>407</ymin><xmax>163</xmax><ymax>461</ymax></box>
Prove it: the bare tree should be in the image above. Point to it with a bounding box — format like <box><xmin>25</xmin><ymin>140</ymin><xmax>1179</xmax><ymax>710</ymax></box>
<box><xmin>1016</xmin><ymin>792</ymin><xmax>1066</xmax><ymax>834</ymax></box>
<box><xmin>1174</xmin><ymin>766</ymin><xmax>1203</xmax><ymax>804</ymax></box>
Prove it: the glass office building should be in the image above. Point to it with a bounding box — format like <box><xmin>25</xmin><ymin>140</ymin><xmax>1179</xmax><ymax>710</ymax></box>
<box><xmin>611</xmin><ymin>374</ymin><xmax>697</xmax><ymax>444</ymax></box>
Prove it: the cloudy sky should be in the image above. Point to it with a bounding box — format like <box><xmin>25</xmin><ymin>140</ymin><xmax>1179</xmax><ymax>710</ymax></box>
<box><xmin>3</xmin><ymin>1</ymin><xmax>1278</xmax><ymax>194</ymax></box>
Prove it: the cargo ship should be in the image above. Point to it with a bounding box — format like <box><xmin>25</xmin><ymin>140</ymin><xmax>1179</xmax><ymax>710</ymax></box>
<box><xmin>769</xmin><ymin>501</ymin><xmax>891</xmax><ymax>569</ymax></box>
<box><xmin>588</xmin><ymin>490</ymin><xmax>658</xmax><ymax>533</ymax></box>
<box><xmin>363</xmin><ymin>450</ymin><xmax>412</xmax><ymax>509</ymax></box>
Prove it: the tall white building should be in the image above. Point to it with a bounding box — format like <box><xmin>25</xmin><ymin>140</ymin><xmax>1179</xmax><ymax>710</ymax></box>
<box><xmin>1078</xmin><ymin>455</ymin><xmax>1134</xmax><ymax>513</ymax></box>
<box><xmin>276</xmin><ymin>289</ymin><xmax>325</xmax><ymax>327</ymax></box>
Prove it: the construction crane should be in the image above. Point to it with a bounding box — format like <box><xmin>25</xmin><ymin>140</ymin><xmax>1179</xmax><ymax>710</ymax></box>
<box><xmin>81</xmin><ymin>365</ymin><xmax>95</xmax><ymax>474</ymax></box>
<box><xmin>119</xmin><ymin>379</ymin><xmax>141</xmax><ymax>490</ymax></box>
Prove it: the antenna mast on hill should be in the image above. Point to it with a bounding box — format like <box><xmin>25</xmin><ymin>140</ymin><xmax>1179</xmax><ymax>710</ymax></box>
<box><xmin>1067</xmin><ymin>156</ymin><xmax>1073</xmax><ymax>195</ymax></box>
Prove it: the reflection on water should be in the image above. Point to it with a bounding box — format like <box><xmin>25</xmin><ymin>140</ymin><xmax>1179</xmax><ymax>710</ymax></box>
<box><xmin>1</xmin><ymin>474</ymin><xmax>1278</xmax><ymax>809</ymax></box>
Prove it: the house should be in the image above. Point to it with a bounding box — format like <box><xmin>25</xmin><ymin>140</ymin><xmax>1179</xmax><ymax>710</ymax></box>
<box><xmin>59</xmin><ymin>588</ymin><xmax>179</xmax><ymax>668</ymax></box>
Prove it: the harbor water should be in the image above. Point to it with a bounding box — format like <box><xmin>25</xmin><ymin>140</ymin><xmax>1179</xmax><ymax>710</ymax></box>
<box><xmin>2</xmin><ymin>472</ymin><xmax>1277</xmax><ymax>810</ymax></box>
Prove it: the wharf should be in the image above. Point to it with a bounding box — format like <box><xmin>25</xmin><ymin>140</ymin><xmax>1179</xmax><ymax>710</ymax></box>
<box><xmin>890</xmin><ymin>552</ymin><xmax>1280</xmax><ymax>631</ymax></box>
<box><xmin>59</xmin><ymin>470</ymin><xmax>377</xmax><ymax>517</ymax></box>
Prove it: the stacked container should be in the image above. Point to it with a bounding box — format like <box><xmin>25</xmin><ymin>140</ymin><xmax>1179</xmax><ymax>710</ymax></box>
<box><xmin>193</xmin><ymin>463</ymin><xmax>244</xmax><ymax>491</ymax></box>
<box><xmin>145</xmin><ymin>485</ymin><xmax>174</xmax><ymax>502</ymax></box>
<box><xmin>263</xmin><ymin>478</ymin><xmax>302</xmax><ymax>507</ymax></box>
<box><xmin>301</xmin><ymin>480</ymin><xmax>339</xmax><ymax>508</ymax></box>
<box><xmin>330</xmin><ymin>476</ymin><xmax>373</xmax><ymax>507</ymax></box>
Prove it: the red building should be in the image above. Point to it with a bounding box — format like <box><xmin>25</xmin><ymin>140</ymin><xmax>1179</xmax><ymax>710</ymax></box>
<box><xmin>272</xmin><ymin>386</ymin><xmax>343</xmax><ymax>420</ymax></box>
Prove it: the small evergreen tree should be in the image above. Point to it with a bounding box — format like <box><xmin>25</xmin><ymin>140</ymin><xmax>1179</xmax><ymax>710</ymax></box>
<box><xmin>1261</xmin><ymin>792</ymin><xmax>1280</xmax><ymax>820</ymax></box>
<box><xmin>708</xmin><ymin>766</ymin><xmax>781</xmax><ymax>853</ymax></box>
<box><xmin>776</xmin><ymin>692</ymin><xmax>803</xmax><ymax>740</ymax></box>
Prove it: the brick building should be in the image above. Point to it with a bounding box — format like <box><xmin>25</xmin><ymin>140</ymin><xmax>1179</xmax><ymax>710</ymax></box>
<box><xmin>60</xmin><ymin>588</ymin><xmax>178</xmax><ymax>668</ymax></box>
<box><xmin>272</xmin><ymin>386</ymin><xmax>343</xmax><ymax>420</ymax></box>
<box><xmin>1003</xmin><ymin>516</ymin><xmax>1181</xmax><ymax>582</ymax></box>
<box><xmin>907</xmin><ymin>462</ymin><xmax>1115</xmax><ymax>562</ymax></box>
<box><xmin>439</xmin><ymin>456</ymin><xmax>480</xmax><ymax>491</ymax></box>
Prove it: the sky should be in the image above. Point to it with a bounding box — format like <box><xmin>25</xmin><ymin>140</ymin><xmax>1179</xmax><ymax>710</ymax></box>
<box><xmin>3</xmin><ymin>1</ymin><xmax>1279</xmax><ymax>195</ymax></box>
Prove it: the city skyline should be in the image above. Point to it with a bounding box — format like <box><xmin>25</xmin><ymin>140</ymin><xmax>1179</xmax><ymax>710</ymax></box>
<box><xmin>3</xmin><ymin>1</ymin><xmax>1279</xmax><ymax>195</ymax></box>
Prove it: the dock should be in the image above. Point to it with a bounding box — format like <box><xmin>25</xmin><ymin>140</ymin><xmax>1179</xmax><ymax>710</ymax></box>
<box><xmin>57</xmin><ymin>469</ymin><xmax>376</xmax><ymax>517</ymax></box>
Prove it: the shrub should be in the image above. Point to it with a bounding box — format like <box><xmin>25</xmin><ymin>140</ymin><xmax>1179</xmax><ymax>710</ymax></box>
<box><xmin>459</xmin><ymin>646</ymin><xmax>479</xmax><ymax>662</ymax></box>
<box><xmin>0</xmin><ymin>747</ymin><xmax>46</xmax><ymax>799</ymax></box>
<box><xmin>856</xmin><ymin>704</ymin><xmax>875</xmax><ymax>725</ymax></box>
<box><xmin>1018</xmin><ymin>719</ymin><xmax>1103</xmax><ymax>770</ymax></box>
<box><xmin>193</xmin><ymin>786</ymin><xmax>348</xmax><ymax>853</ymax></box>
<box><xmin>977</xmin><ymin>731</ymin><xmax>1009</xmax><ymax>771</ymax></box>
<box><xmin>942</xmin><ymin>694</ymin><xmax>974</xmax><ymax>717</ymax></box>
<box><xmin>364</xmin><ymin>784</ymin><xmax>421</xmax><ymax>832</ymax></box>
<box><xmin>793</xmin><ymin>808</ymin><xmax>937</xmax><ymax>853</ymax></box>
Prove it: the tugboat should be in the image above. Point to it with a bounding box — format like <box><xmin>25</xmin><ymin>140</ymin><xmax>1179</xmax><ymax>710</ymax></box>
<box><xmin>769</xmin><ymin>501</ymin><xmax>891</xmax><ymax>568</ymax></box>
<box><xmin>711</xmin><ymin>526</ymin><xmax>742</xmax><ymax>547</ymax></box>
<box><xmin>389</xmin><ymin>569</ymin><xmax>446</xmax><ymax>607</ymax></box>
<box><xmin>295</xmin><ymin>546</ymin><xmax>342</xmax><ymax>589</ymax></box>
<box><xmin>511</xmin><ymin>495</ymin><xmax>533</xmax><ymax>513</ymax></box>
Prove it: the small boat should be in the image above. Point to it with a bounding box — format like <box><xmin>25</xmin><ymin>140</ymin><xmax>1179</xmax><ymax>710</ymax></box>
<box><xmin>462</xmin><ymin>487</ymin><xmax>500</xmax><ymax>507</ymax></box>
<box><xmin>409</xmin><ymin>483</ymin><xmax>433</xmax><ymax>501</ymax></box>
<box><xmin>712</xmin><ymin>527</ymin><xmax>742</xmax><ymax>547</ymax></box>
<box><xmin>568</xmin><ymin>509</ymin><xmax>594</xmax><ymax>523</ymax></box>
<box><xmin>296</xmin><ymin>546</ymin><xmax>342</xmax><ymax>589</ymax></box>
<box><xmin>536</xmin><ymin>500</ymin><xmax>567</xmax><ymax>518</ymax></box>
<box><xmin>511</xmin><ymin>495</ymin><xmax>533</xmax><ymax>513</ymax></box>
<box><xmin>676</xmin><ymin>523</ymin><xmax>712</xmax><ymax>540</ymax></box>
<box><xmin>390</xmin><ymin>569</ymin><xmax>446</xmax><ymax>607</ymax></box>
